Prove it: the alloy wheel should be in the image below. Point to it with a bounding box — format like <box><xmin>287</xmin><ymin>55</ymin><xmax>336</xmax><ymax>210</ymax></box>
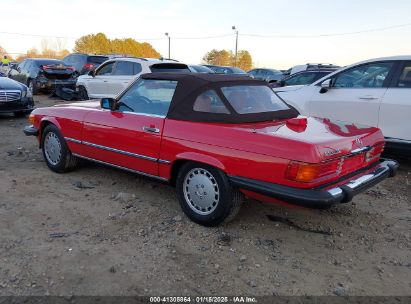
<box><xmin>183</xmin><ymin>168</ymin><xmax>220</xmax><ymax>215</ymax></box>
<box><xmin>44</xmin><ymin>132</ymin><xmax>62</xmax><ymax>166</ymax></box>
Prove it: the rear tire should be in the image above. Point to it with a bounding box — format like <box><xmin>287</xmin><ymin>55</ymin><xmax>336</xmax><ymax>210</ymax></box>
<box><xmin>78</xmin><ymin>86</ymin><xmax>89</xmax><ymax>100</ymax></box>
<box><xmin>41</xmin><ymin>124</ymin><xmax>78</xmax><ymax>173</ymax></box>
<box><xmin>27</xmin><ymin>79</ymin><xmax>38</xmax><ymax>95</ymax></box>
<box><xmin>176</xmin><ymin>162</ymin><xmax>243</xmax><ymax>226</ymax></box>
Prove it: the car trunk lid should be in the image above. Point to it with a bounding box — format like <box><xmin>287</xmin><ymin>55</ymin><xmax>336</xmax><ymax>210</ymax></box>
<box><xmin>252</xmin><ymin>116</ymin><xmax>385</xmax><ymax>175</ymax></box>
<box><xmin>40</xmin><ymin>64</ymin><xmax>75</xmax><ymax>80</ymax></box>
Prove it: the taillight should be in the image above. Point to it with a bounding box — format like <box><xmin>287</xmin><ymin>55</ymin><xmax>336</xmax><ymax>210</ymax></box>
<box><xmin>67</xmin><ymin>66</ymin><xmax>75</xmax><ymax>71</ymax></box>
<box><xmin>28</xmin><ymin>114</ymin><xmax>35</xmax><ymax>125</ymax></box>
<box><xmin>286</xmin><ymin>159</ymin><xmax>342</xmax><ymax>183</ymax></box>
<box><xmin>365</xmin><ymin>143</ymin><xmax>384</xmax><ymax>162</ymax></box>
<box><xmin>83</xmin><ymin>64</ymin><xmax>94</xmax><ymax>70</ymax></box>
<box><xmin>41</xmin><ymin>65</ymin><xmax>49</xmax><ymax>71</ymax></box>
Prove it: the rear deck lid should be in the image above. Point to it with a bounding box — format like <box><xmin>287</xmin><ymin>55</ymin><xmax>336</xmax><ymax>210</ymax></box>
<box><xmin>37</xmin><ymin>60</ymin><xmax>75</xmax><ymax>80</ymax></box>
<box><xmin>254</xmin><ymin>116</ymin><xmax>384</xmax><ymax>163</ymax></box>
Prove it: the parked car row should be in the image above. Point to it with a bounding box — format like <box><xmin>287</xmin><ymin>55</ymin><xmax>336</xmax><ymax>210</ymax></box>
<box><xmin>246</xmin><ymin>64</ymin><xmax>341</xmax><ymax>87</ymax></box>
<box><xmin>2</xmin><ymin>54</ymin><xmax>342</xmax><ymax>98</ymax></box>
<box><xmin>3</xmin><ymin>53</ymin><xmax>410</xmax><ymax>157</ymax></box>
<box><xmin>271</xmin><ymin>68</ymin><xmax>339</xmax><ymax>89</ymax></box>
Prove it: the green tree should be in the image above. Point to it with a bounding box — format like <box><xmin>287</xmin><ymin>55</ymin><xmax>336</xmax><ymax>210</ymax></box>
<box><xmin>140</xmin><ymin>42</ymin><xmax>161</xmax><ymax>58</ymax></box>
<box><xmin>236</xmin><ymin>50</ymin><xmax>253</xmax><ymax>71</ymax></box>
<box><xmin>203</xmin><ymin>49</ymin><xmax>253</xmax><ymax>70</ymax></box>
<box><xmin>202</xmin><ymin>49</ymin><xmax>233</xmax><ymax>66</ymax></box>
<box><xmin>73</xmin><ymin>33</ymin><xmax>160</xmax><ymax>58</ymax></box>
<box><xmin>73</xmin><ymin>33</ymin><xmax>111</xmax><ymax>54</ymax></box>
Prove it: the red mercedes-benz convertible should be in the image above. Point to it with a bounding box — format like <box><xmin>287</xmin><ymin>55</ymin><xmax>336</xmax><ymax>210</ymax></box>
<box><xmin>24</xmin><ymin>73</ymin><xmax>398</xmax><ymax>226</ymax></box>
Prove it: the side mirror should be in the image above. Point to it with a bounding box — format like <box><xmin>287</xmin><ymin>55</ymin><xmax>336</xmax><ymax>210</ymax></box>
<box><xmin>100</xmin><ymin>98</ymin><xmax>116</xmax><ymax>111</ymax></box>
<box><xmin>319</xmin><ymin>79</ymin><xmax>332</xmax><ymax>94</ymax></box>
<box><xmin>88</xmin><ymin>69</ymin><xmax>95</xmax><ymax>77</ymax></box>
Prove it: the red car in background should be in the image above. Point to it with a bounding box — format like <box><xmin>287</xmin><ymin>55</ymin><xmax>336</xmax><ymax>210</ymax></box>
<box><xmin>24</xmin><ymin>73</ymin><xmax>398</xmax><ymax>226</ymax></box>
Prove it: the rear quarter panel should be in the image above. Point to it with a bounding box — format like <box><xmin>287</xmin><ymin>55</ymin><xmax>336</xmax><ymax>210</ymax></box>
<box><xmin>160</xmin><ymin>119</ymin><xmax>309</xmax><ymax>188</ymax></box>
<box><xmin>160</xmin><ymin>119</ymin><xmax>385</xmax><ymax>189</ymax></box>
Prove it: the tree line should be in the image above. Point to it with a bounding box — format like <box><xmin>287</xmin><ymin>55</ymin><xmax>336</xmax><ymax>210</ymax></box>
<box><xmin>1</xmin><ymin>33</ymin><xmax>254</xmax><ymax>71</ymax></box>
<box><xmin>73</xmin><ymin>33</ymin><xmax>161</xmax><ymax>58</ymax></box>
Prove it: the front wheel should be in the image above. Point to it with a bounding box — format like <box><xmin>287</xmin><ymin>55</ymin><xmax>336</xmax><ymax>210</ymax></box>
<box><xmin>176</xmin><ymin>162</ymin><xmax>243</xmax><ymax>226</ymax></box>
<box><xmin>77</xmin><ymin>86</ymin><xmax>89</xmax><ymax>100</ymax></box>
<box><xmin>41</xmin><ymin>124</ymin><xmax>78</xmax><ymax>173</ymax></box>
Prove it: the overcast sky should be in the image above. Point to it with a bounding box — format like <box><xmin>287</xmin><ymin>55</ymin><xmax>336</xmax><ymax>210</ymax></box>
<box><xmin>1</xmin><ymin>0</ymin><xmax>411</xmax><ymax>69</ymax></box>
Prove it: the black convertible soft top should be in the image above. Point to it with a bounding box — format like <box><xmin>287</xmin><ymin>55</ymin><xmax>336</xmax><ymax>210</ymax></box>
<box><xmin>140</xmin><ymin>73</ymin><xmax>299</xmax><ymax>123</ymax></box>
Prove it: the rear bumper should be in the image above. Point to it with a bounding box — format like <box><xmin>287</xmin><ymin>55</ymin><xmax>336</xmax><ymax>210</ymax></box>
<box><xmin>229</xmin><ymin>159</ymin><xmax>399</xmax><ymax>209</ymax></box>
<box><xmin>23</xmin><ymin>125</ymin><xmax>38</xmax><ymax>136</ymax></box>
<box><xmin>35</xmin><ymin>78</ymin><xmax>76</xmax><ymax>90</ymax></box>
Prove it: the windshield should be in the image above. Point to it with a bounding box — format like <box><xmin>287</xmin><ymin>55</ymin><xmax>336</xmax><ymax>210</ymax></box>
<box><xmin>88</xmin><ymin>56</ymin><xmax>108</xmax><ymax>64</ymax></box>
<box><xmin>190</xmin><ymin>65</ymin><xmax>214</xmax><ymax>73</ymax></box>
<box><xmin>214</xmin><ymin>67</ymin><xmax>246</xmax><ymax>74</ymax></box>
<box><xmin>229</xmin><ymin>67</ymin><xmax>246</xmax><ymax>74</ymax></box>
<box><xmin>118</xmin><ymin>79</ymin><xmax>177</xmax><ymax>116</ymax></box>
<box><xmin>267</xmin><ymin>69</ymin><xmax>282</xmax><ymax>75</ymax></box>
<box><xmin>221</xmin><ymin>85</ymin><xmax>290</xmax><ymax>114</ymax></box>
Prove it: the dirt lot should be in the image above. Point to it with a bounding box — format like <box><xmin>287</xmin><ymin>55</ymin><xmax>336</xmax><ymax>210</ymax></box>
<box><xmin>0</xmin><ymin>95</ymin><xmax>410</xmax><ymax>296</ymax></box>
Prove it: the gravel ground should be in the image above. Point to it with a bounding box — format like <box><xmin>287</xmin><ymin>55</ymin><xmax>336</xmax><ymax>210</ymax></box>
<box><xmin>0</xmin><ymin>95</ymin><xmax>410</xmax><ymax>296</ymax></box>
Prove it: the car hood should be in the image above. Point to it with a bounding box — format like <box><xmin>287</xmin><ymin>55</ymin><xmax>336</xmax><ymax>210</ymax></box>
<box><xmin>31</xmin><ymin>100</ymin><xmax>102</xmax><ymax>122</ymax></box>
<box><xmin>0</xmin><ymin>77</ymin><xmax>25</xmax><ymax>90</ymax></box>
<box><xmin>53</xmin><ymin>100</ymin><xmax>101</xmax><ymax>109</ymax></box>
<box><xmin>273</xmin><ymin>85</ymin><xmax>305</xmax><ymax>93</ymax></box>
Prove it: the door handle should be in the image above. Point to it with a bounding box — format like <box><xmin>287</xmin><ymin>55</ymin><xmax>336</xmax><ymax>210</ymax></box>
<box><xmin>143</xmin><ymin>126</ymin><xmax>160</xmax><ymax>133</ymax></box>
<box><xmin>359</xmin><ymin>95</ymin><xmax>378</xmax><ymax>100</ymax></box>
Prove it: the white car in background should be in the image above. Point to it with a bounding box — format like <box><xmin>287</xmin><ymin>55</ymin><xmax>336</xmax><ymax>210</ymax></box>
<box><xmin>285</xmin><ymin>63</ymin><xmax>340</xmax><ymax>76</ymax></box>
<box><xmin>76</xmin><ymin>57</ymin><xmax>190</xmax><ymax>100</ymax></box>
<box><xmin>275</xmin><ymin>56</ymin><xmax>411</xmax><ymax>153</ymax></box>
